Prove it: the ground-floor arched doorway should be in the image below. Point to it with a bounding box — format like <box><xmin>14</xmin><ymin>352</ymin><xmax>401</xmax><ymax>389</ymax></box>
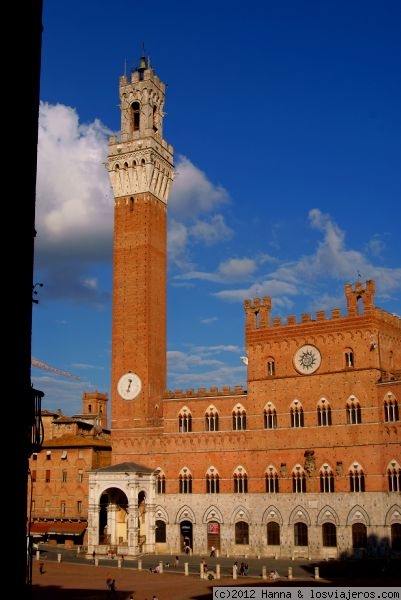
<box><xmin>207</xmin><ymin>521</ymin><xmax>221</xmax><ymax>553</ymax></box>
<box><xmin>180</xmin><ymin>520</ymin><xmax>193</xmax><ymax>553</ymax></box>
<box><xmin>88</xmin><ymin>462</ymin><xmax>157</xmax><ymax>557</ymax></box>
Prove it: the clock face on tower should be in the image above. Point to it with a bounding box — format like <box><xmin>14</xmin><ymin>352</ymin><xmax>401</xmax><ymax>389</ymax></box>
<box><xmin>117</xmin><ymin>372</ymin><xmax>142</xmax><ymax>400</ymax></box>
<box><xmin>293</xmin><ymin>345</ymin><xmax>321</xmax><ymax>374</ymax></box>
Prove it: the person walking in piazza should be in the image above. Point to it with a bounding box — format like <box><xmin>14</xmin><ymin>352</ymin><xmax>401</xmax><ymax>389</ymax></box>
<box><xmin>109</xmin><ymin>578</ymin><xmax>117</xmax><ymax>598</ymax></box>
<box><xmin>106</xmin><ymin>575</ymin><xmax>117</xmax><ymax>598</ymax></box>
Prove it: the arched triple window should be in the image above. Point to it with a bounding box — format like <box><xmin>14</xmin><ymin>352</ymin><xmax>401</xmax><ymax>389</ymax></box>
<box><xmin>232</xmin><ymin>405</ymin><xmax>246</xmax><ymax>431</ymax></box>
<box><xmin>205</xmin><ymin>406</ymin><xmax>219</xmax><ymax>431</ymax></box>
<box><xmin>156</xmin><ymin>469</ymin><xmax>166</xmax><ymax>494</ymax></box>
<box><xmin>349</xmin><ymin>463</ymin><xmax>365</xmax><ymax>492</ymax></box>
<box><xmin>346</xmin><ymin>397</ymin><xmax>362</xmax><ymax>424</ymax></box>
<box><xmin>206</xmin><ymin>467</ymin><xmax>220</xmax><ymax>494</ymax></box>
<box><xmin>233</xmin><ymin>467</ymin><xmax>248</xmax><ymax>493</ymax></box>
<box><xmin>290</xmin><ymin>401</ymin><xmax>304</xmax><ymax>428</ymax></box>
<box><xmin>264</xmin><ymin>403</ymin><xmax>277</xmax><ymax>429</ymax></box>
<box><xmin>155</xmin><ymin>519</ymin><xmax>166</xmax><ymax>543</ymax></box>
<box><xmin>317</xmin><ymin>399</ymin><xmax>332</xmax><ymax>426</ymax></box>
<box><xmin>352</xmin><ymin>523</ymin><xmax>367</xmax><ymax>548</ymax></box>
<box><xmin>294</xmin><ymin>522</ymin><xmax>308</xmax><ymax>546</ymax></box>
<box><xmin>265</xmin><ymin>467</ymin><xmax>279</xmax><ymax>493</ymax></box>
<box><xmin>384</xmin><ymin>394</ymin><xmax>399</xmax><ymax>422</ymax></box>
<box><xmin>391</xmin><ymin>523</ymin><xmax>401</xmax><ymax>551</ymax></box>
<box><xmin>292</xmin><ymin>466</ymin><xmax>306</xmax><ymax>493</ymax></box>
<box><xmin>235</xmin><ymin>521</ymin><xmax>249</xmax><ymax>544</ymax></box>
<box><xmin>267</xmin><ymin>522</ymin><xmax>280</xmax><ymax>545</ymax></box>
<box><xmin>179</xmin><ymin>469</ymin><xmax>192</xmax><ymax>494</ymax></box>
<box><xmin>387</xmin><ymin>460</ymin><xmax>401</xmax><ymax>492</ymax></box>
<box><xmin>179</xmin><ymin>408</ymin><xmax>192</xmax><ymax>432</ymax></box>
<box><xmin>320</xmin><ymin>464</ymin><xmax>335</xmax><ymax>492</ymax></box>
<box><xmin>322</xmin><ymin>523</ymin><xmax>337</xmax><ymax>547</ymax></box>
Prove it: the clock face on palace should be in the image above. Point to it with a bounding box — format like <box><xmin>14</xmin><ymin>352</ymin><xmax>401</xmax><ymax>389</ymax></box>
<box><xmin>117</xmin><ymin>372</ymin><xmax>142</xmax><ymax>400</ymax></box>
<box><xmin>293</xmin><ymin>345</ymin><xmax>322</xmax><ymax>374</ymax></box>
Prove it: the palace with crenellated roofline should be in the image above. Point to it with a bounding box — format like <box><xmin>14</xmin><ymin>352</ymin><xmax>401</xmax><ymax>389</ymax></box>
<box><xmin>28</xmin><ymin>53</ymin><xmax>401</xmax><ymax>561</ymax></box>
<box><xmin>91</xmin><ymin>55</ymin><xmax>401</xmax><ymax>561</ymax></box>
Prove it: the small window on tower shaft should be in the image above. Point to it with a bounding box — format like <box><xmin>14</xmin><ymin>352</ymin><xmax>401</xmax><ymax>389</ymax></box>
<box><xmin>153</xmin><ymin>105</ymin><xmax>158</xmax><ymax>132</ymax></box>
<box><xmin>132</xmin><ymin>102</ymin><xmax>140</xmax><ymax>131</ymax></box>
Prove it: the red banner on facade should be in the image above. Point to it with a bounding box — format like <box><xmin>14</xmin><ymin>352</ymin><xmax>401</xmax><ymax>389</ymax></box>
<box><xmin>208</xmin><ymin>522</ymin><xmax>219</xmax><ymax>534</ymax></box>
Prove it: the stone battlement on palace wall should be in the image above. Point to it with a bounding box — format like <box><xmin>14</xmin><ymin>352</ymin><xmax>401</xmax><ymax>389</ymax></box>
<box><xmin>244</xmin><ymin>280</ymin><xmax>401</xmax><ymax>332</ymax></box>
<box><xmin>245</xmin><ymin>304</ymin><xmax>401</xmax><ymax>330</ymax></box>
<box><xmin>164</xmin><ymin>385</ymin><xmax>246</xmax><ymax>399</ymax></box>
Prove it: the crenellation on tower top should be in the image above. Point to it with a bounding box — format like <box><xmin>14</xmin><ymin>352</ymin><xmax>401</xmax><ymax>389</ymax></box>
<box><xmin>244</xmin><ymin>297</ymin><xmax>271</xmax><ymax>330</ymax></box>
<box><xmin>107</xmin><ymin>55</ymin><xmax>174</xmax><ymax>205</ymax></box>
<box><xmin>244</xmin><ymin>281</ymin><xmax>401</xmax><ymax>342</ymax></box>
<box><xmin>345</xmin><ymin>279</ymin><xmax>375</xmax><ymax>316</ymax></box>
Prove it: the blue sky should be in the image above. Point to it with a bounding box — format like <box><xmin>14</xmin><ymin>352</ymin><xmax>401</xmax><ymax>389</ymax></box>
<box><xmin>32</xmin><ymin>0</ymin><xmax>401</xmax><ymax>416</ymax></box>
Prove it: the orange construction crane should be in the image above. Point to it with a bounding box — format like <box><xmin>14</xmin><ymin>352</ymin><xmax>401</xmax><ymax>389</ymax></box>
<box><xmin>31</xmin><ymin>357</ymin><xmax>81</xmax><ymax>380</ymax></box>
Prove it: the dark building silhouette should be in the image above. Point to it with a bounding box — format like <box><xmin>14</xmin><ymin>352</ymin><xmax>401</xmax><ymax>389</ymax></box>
<box><xmin>11</xmin><ymin>1</ymin><xmax>44</xmax><ymax>595</ymax></box>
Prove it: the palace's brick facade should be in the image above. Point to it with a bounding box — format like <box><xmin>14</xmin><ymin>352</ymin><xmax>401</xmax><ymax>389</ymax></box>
<box><xmin>31</xmin><ymin>55</ymin><xmax>401</xmax><ymax>560</ymax></box>
<box><xmin>89</xmin><ymin>56</ymin><xmax>400</xmax><ymax>560</ymax></box>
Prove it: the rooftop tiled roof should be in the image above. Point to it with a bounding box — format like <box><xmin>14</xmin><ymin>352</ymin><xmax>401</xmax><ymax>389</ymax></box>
<box><xmin>29</xmin><ymin>521</ymin><xmax>87</xmax><ymax>535</ymax></box>
<box><xmin>41</xmin><ymin>435</ymin><xmax>111</xmax><ymax>449</ymax></box>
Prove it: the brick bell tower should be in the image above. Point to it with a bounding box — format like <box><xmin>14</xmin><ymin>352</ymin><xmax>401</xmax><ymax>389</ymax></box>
<box><xmin>107</xmin><ymin>55</ymin><xmax>174</xmax><ymax>447</ymax></box>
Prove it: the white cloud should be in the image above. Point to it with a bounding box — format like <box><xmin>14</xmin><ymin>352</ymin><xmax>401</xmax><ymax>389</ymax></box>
<box><xmin>217</xmin><ymin>258</ymin><xmax>257</xmax><ymax>280</ymax></box>
<box><xmin>35</xmin><ymin>105</ymin><xmax>236</xmax><ymax>301</ymax></box>
<box><xmin>177</xmin><ymin>257</ymin><xmax>259</xmax><ymax>284</ymax></box>
<box><xmin>189</xmin><ymin>214</ymin><xmax>233</xmax><ymax>245</ymax></box>
<box><xmin>167</xmin><ymin>350</ymin><xmax>224</xmax><ymax>371</ymax></box>
<box><xmin>34</xmin><ymin>104</ymin><xmax>401</xmax><ymax>316</ymax></box>
<box><xmin>214</xmin><ymin>280</ymin><xmax>298</xmax><ymax>305</ymax></box>
<box><xmin>200</xmin><ymin>317</ymin><xmax>218</xmax><ymax>325</ymax></box>
<box><xmin>36</xmin><ymin>102</ymin><xmax>113</xmax><ymax>251</ymax></box>
<box><xmin>167</xmin><ymin>156</ymin><xmax>234</xmax><ymax>266</ymax></box>
<box><xmin>167</xmin><ymin>215</ymin><xmax>233</xmax><ymax>269</ymax></box>
<box><xmin>167</xmin><ymin>219</ymin><xmax>191</xmax><ymax>268</ymax></box>
<box><xmin>365</xmin><ymin>235</ymin><xmax>386</xmax><ymax>257</ymax></box>
<box><xmin>35</xmin><ymin>102</ymin><xmax>114</xmax><ymax>304</ymax></box>
<box><xmin>169</xmin><ymin>155</ymin><xmax>230</xmax><ymax>218</ymax></box>
<box><xmin>212</xmin><ymin>208</ymin><xmax>401</xmax><ymax>309</ymax></box>
<box><xmin>192</xmin><ymin>346</ymin><xmax>242</xmax><ymax>356</ymax></box>
<box><xmin>168</xmin><ymin>364</ymin><xmax>247</xmax><ymax>391</ymax></box>
<box><xmin>167</xmin><ymin>349</ymin><xmax>246</xmax><ymax>391</ymax></box>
